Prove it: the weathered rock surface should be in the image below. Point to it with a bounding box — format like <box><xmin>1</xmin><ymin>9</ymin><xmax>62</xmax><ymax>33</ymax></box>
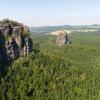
<box><xmin>56</xmin><ymin>31</ymin><xmax>69</xmax><ymax>46</ymax></box>
<box><xmin>0</xmin><ymin>19</ymin><xmax>33</xmax><ymax>63</ymax></box>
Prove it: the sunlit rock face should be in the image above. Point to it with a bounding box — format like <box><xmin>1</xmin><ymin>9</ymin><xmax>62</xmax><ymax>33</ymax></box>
<box><xmin>56</xmin><ymin>31</ymin><xmax>69</xmax><ymax>46</ymax></box>
<box><xmin>0</xmin><ymin>19</ymin><xmax>33</xmax><ymax>63</ymax></box>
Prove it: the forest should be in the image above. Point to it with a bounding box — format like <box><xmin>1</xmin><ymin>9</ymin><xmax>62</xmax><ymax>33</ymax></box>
<box><xmin>0</xmin><ymin>29</ymin><xmax>100</xmax><ymax>100</ymax></box>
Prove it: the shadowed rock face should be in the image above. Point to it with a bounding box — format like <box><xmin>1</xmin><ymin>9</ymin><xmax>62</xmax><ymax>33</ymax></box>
<box><xmin>3</xmin><ymin>23</ymin><xmax>13</xmax><ymax>36</ymax></box>
<box><xmin>0</xmin><ymin>19</ymin><xmax>33</xmax><ymax>63</ymax></box>
<box><xmin>0</xmin><ymin>32</ymin><xmax>7</xmax><ymax>63</ymax></box>
<box><xmin>56</xmin><ymin>31</ymin><xmax>69</xmax><ymax>46</ymax></box>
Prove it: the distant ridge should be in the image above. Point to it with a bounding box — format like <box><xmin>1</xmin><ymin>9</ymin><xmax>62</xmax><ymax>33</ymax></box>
<box><xmin>30</xmin><ymin>24</ymin><xmax>100</xmax><ymax>34</ymax></box>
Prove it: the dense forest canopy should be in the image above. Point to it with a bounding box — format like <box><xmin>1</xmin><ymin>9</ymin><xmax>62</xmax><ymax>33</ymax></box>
<box><xmin>0</xmin><ymin>25</ymin><xmax>100</xmax><ymax>100</ymax></box>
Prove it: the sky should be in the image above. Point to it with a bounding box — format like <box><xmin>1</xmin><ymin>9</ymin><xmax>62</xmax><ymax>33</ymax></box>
<box><xmin>0</xmin><ymin>0</ymin><xmax>100</xmax><ymax>26</ymax></box>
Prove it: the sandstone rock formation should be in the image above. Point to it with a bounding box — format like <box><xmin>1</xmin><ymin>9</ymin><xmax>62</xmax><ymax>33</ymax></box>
<box><xmin>0</xmin><ymin>19</ymin><xmax>33</xmax><ymax>63</ymax></box>
<box><xmin>56</xmin><ymin>31</ymin><xmax>70</xmax><ymax>46</ymax></box>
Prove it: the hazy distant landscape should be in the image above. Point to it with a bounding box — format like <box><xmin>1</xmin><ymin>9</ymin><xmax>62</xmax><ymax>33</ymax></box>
<box><xmin>30</xmin><ymin>24</ymin><xmax>100</xmax><ymax>35</ymax></box>
<box><xmin>0</xmin><ymin>22</ymin><xmax>100</xmax><ymax>100</ymax></box>
<box><xmin>0</xmin><ymin>0</ymin><xmax>100</xmax><ymax>99</ymax></box>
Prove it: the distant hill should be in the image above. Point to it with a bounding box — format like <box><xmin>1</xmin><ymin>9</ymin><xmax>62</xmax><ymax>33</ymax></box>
<box><xmin>30</xmin><ymin>24</ymin><xmax>100</xmax><ymax>34</ymax></box>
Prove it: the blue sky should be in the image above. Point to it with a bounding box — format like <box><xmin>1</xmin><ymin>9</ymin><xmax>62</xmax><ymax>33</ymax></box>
<box><xmin>0</xmin><ymin>0</ymin><xmax>100</xmax><ymax>26</ymax></box>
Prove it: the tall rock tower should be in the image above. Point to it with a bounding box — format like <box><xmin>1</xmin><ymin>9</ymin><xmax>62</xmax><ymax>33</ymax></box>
<box><xmin>56</xmin><ymin>31</ymin><xmax>69</xmax><ymax>46</ymax></box>
<box><xmin>0</xmin><ymin>19</ymin><xmax>33</xmax><ymax>63</ymax></box>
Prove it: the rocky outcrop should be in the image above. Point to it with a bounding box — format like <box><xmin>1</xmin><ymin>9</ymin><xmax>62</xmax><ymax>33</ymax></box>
<box><xmin>0</xmin><ymin>19</ymin><xmax>33</xmax><ymax>63</ymax></box>
<box><xmin>56</xmin><ymin>31</ymin><xmax>70</xmax><ymax>46</ymax></box>
<box><xmin>0</xmin><ymin>33</ymin><xmax>6</xmax><ymax>64</ymax></box>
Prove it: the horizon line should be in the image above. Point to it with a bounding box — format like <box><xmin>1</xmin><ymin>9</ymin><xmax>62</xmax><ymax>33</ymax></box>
<box><xmin>29</xmin><ymin>24</ymin><xmax>100</xmax><ymax>27</ymax></box>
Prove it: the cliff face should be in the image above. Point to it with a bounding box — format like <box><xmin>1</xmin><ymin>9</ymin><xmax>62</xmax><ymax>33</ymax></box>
<box><xmin>56</xmin><ymin>31</ymin><xmax>69</xmax><ymax>46</ymax></box>
<box><xmin>0</xmin><ymin>19</ymin><xmax>33</xmax><ymax>63</ymax></box>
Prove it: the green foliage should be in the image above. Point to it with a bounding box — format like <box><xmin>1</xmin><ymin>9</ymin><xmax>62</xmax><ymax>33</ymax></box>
<box><xmin>0</xmin><ymin>30</ymin><xmax>100</xmax><ymax>100</ymax></box>
<box><xmin>1</xmin><ymin>19</ymin><xmax>22</xmax><ymax>26</ymax></box>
